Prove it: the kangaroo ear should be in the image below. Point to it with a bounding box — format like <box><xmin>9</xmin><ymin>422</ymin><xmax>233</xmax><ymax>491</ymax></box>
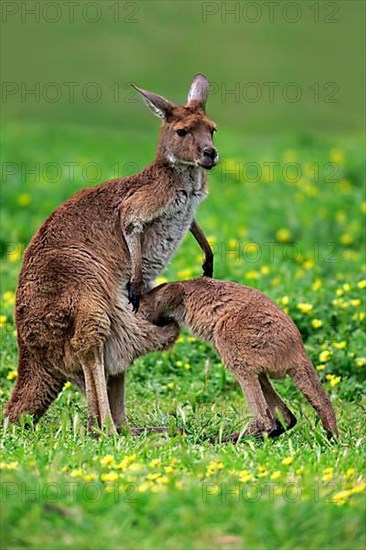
<box><xmin>187</xmin><ymin>73</ymin><xmax>210</xmax><ymax>111</ymax></box>
<box><xmin>131</xmin><ymin>85</ymin><xmax>173</xmax><ymax>120</ymax></box>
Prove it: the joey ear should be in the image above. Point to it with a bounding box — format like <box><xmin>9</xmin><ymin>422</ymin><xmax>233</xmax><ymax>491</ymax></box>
<box><xmin>186</xmin><ymin>73</ymin><xmax>210</xmax><ymax>111</ymax></box>
<box><xmin>131</xmin><ymin>85</ymin><xmax>173</xmax><ymax>120</ymax></box>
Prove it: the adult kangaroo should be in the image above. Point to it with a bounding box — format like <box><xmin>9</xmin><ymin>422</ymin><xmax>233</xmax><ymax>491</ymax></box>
<box><xmin>5</xmin><ymin>74</ymin><xmax>218</xmax><ymax>433</ymax></box>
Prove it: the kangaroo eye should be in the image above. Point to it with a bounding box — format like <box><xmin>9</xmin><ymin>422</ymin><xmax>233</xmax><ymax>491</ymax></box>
<box><xmin>211</xmin><ymin>128</ymin><xmax>217</xmax><ymax>136</ymax></box>
<box><xmin>176</xmin><ymin>128</ymin><xmax>188</xmax><ymax>137</ymax></box>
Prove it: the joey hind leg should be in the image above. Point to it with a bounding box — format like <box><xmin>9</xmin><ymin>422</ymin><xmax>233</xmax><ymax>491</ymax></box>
<box><xmin>259</xmin><ymin>374</ymin><xmax>297</xmax><ymax>437</ymax></box>
<box><xmin>224</xmin><ymin>373</ymin><xmax>277</xmax><ymax>443</ymax></box>
<box><xmin>290</xmin><ymin>360</ymin><xmax>338</xmax><ymax>439</ymax></box>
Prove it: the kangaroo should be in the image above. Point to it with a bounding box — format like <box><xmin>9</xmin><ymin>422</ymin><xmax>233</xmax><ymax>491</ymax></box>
<box><xmin>142</xmin><ymin>278</ymin><xmax>338</xmax><ymax>440</ymax></box>
<box><xmin>5</xmin><ymin>74</ymin><xmax>218</xmax><ymax>433</ymax></box>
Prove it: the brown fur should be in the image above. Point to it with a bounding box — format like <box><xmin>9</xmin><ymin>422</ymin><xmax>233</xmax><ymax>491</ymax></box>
<box><xmin>5</xmin><ymin>75</ymin><xmax>218</xmax><ymax>433</ymax></box>
<box><xmin>142</xmin><ymin>278</ymin><xmax>339</xmax><ymax>440</ymax></box>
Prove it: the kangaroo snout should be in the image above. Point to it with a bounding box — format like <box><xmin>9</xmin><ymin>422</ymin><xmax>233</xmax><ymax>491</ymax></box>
<box><xmin>200</xmin><ymin>146</ymin><xmax>219</xmax><ymax>169</ymax></box>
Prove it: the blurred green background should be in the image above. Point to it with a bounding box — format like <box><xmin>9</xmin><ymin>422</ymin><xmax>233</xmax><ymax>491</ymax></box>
<box><xmin>1</xmin><ymin>0</ymin><xmax>365</xmax><ymax>134</ymax></box>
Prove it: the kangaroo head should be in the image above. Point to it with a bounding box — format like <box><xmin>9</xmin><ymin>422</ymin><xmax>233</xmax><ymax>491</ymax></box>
<box><xmin>132</xmin><ymin>74</ymin><xmax>218</xmax><ymax>170</ymax></box>
<box><xmin>141</xmin><ymin>282</ymin><xmax>185</xmax><ymax>325</ymax></box>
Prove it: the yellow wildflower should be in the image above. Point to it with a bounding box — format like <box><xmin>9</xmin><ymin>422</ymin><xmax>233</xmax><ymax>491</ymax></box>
<box><xmin>64</xmin><ymin>381</ymin><xmax>72</xmax><ymax>388</ymax></box>
<box><xmin>166</xmin><ymin>382</ymin><xmax>175</xmax><ymax>390</ymax></box>
<box><xmin>316</xmin><ymin>365</ymin><xmax>325</xmax><ymax>371</ymax></box>
<box><xmin>271</xmin><ymin>471</ymin><xmax>281</xmax><ymax>480</ymax></box>
<box><xmin>355</xmin><ymin>358</ymin><xmax>366</xmax><ymax>367</ymax></box>
<box><xmin>156</xmin><ymin>476</ymin><xmax>169</xmax><ymax>485</ymax></box>
<box><xmin>342</xmin><ymin>283</ymin><xmax>351</xmax><ymax>292</ymax></box>
<box><xmin>332</xmin><ymin>341</ymin><xmax>346</xmax><ymax>350</ymax></box>
<box><xmin>311</xmin><ymin>319</ymin><xmax>323</xmax><ymax>329</ymax></box>
<box><xmin>340</xmin><ymin>233</ymin><xmax>353</xmax><ymax>246</ymax></box>
<box><xmin>322</xmin><ymin>467</ymin><xmax>334</xmax><ymax>481</ymax></box>
<box><xmin>350</xmin><ymin>299</ymin><xmax>361</xmax><ymax>307</ymax></box>
<box><xmin>83</xmin><ymin>473</ymin><xmax>97</xmax><ymax>482</ymax></box>
<box><xmin>17</xmin><ymin>193</ymin><xmax>31</xmax><ymax>206</ymax></box>
<box><xmin>331</xmin><ymin>490</ymin><xmax>349</xmax><ymax>505</ymax></box>
<box><xmin>70</xmin><ymin>469</ymin><xmax>84</xmax><ymax>478</ymax></box>
<box><xmin>260</xmin><ymin>266</ymin><xmax>270</xmax><ymax>275</ymax></box>
<box><xmin>350</xmin><ymin>483</ymin><xmax>366</xmax><ymax>494</ymax></box>
<box><xmin>177</xmin><ymin>268</ymin><xmax>193</xmax><ymax>279</ymax></box>
<box><xmin>0</xmin><ymin>461</ymin><xmax>18</xmax><ymax>470</ymax></box>
<box><xmin>100</xmin><ymin>455</ymin><xmax>115</xmax><ymax>467</ymax></box>
<box><xmin>326</xmin><ymin>374</ymin><xmax>341</xmax><ymax>386</ymax></box>
<box><xmin>312</xmin><ymin>278</ymin><xmax>322</xmax><ymax>291</ymax></box>
<box><xmin>357</xmin><ymin>280</ymin><xmax>366</xmax><ymax>289</ymax></box>
<box><xmin>147</xmin><ymin>472</ymin><xmax>161</xmax><ymax>481</ymax></box>
<box><xmin>228</xmin><ymin>238</ymin><xmax>238</xmax><ymax>249</ymax></box>
<box><xmin>281</xmin><ymin>296</ymin><xmax>290</xmax><ymax>305</ymax></box>
<box><xmin>245</xmin><ymin>271</ymin><xmax>259</xmax><ymax>280</ymax></box>
<box><xmin>0</xmin><ymin>315</ymin><xmax>7</xmax><ymax>327</ymax></box>
<box><xmin>3</xmin><ymin>291</ymin><xmax>15</xmax><ymax>305</ymax></box>
<box><xmin>184</xmin><ymin>363</ymin><xmax>191</xmax><ymax>370</ymax></box>
<box><xmin>101</xmin><ymin>471</ymin><xmax>119</xmax><ymax>483</ymax></box>
<box><xmin>281</xmin><ymin>457</ymin><xmax>294</xmax><ymax>466</ymax></box>
<box><xmin>319</xmin><ymin>350</ymin><xmax>332</xmax><ymax>363</ymax></box>
<box><xmin>7</xmin><ymin>371</ymin><xmax>17</xmax><ymax>381</ymax></box>
<box><xmin>9</xmin><ymin>248</ymin><xmax>21</xmax><ymax>262</ymax></box>
<box><xmin>149</xmin><ymin>458</ymin><xmax>161</xmax><ymax>468</ymax></box>
<box><xmin>238</xmin><ymin>470</ymin><xmax>252</xmax><ymax>483</ymax></box>
<box><xmin>329</xmin><ymin>148</ymin><xmax>345</xmax><ymax>164</ymax></box>
<box><xmin>345</xmin><ymin>468</ymin><xmax>355</xmax><ymax>478</ymax></box>
<box><xmin>206</xmin><ymin>461</ymin><xmax>224</xmax><ymax>476</ymax></box>
<box><xmin>246</xmin><ymin>243</ymin><xmax>259</xmax><ymax>255</ymax></box>
<box><xmin>138</xmin><ymin>482</ymin><xmax>151</xmax><ymax>493</ymax></box>
<box><xmin>155</xmin><ymin>277</ymin><xmax>168</xmax><ymax>286</ymax></box>
<box><xmin>297</xmin><ymin>303</ymin><xmax>313</xmax><ymax>314</ymax></box>
<box><xmin>276</xmin><ymin>228</ymin><xmax>292</xmax><ymax>242</ymax></box>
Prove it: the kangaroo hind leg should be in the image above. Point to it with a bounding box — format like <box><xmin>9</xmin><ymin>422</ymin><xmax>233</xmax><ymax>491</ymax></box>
<box><xmin>71</xmin><ymin>306</ymin><xmax>115</xmax><ymax>434</ymax></box>
<box><xmin>290</xmin><ymin>359</ymin><xmax>338</xmax><ymax>439</ymax></box>
<box><xmin>259</xmin><ymin>374</ymin><xmax>297</xmax><ymax>437</ymax></box>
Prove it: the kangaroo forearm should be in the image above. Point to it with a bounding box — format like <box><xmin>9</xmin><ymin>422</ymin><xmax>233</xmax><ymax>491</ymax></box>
<box><xmin>190</xmin><ymin>219</ymin><xmax>214</xmax><ymax>276</ymax></box>
<box><xmin>124</xmin><ymin>233</ymin><xmax>142</xmax><ymax>284</ymax></box>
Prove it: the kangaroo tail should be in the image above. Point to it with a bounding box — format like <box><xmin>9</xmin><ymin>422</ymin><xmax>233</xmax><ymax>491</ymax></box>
<box><xmin>4</xmin><ymin>345</ymin><xmax>65</xmax><ymax>423</ymax></box>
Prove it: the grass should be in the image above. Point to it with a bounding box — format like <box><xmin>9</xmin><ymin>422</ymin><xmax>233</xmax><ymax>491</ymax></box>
<box><xmin>0</xmin><ymin>122</ymin><xmax>365</xmax><ymax>549</ymax></box>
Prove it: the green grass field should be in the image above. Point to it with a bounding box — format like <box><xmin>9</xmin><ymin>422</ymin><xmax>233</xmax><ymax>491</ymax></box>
<box><xmin>0</xmin><ymin>121</ymin><xmax>365</xmax><ymax>549</ymax></box>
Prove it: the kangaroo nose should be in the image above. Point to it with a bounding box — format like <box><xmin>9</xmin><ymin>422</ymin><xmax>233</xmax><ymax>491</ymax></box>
<box><xmin>203</xmin><ymin>147</ymin><xmax>217</xmax><ymax>160</ymax></box>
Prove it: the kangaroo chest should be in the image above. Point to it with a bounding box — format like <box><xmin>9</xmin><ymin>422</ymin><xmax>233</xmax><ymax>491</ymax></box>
<box><xmin>141</xmin><ymin>170</ymin><xmax>207</xmax><ymax>281</ymax></box>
